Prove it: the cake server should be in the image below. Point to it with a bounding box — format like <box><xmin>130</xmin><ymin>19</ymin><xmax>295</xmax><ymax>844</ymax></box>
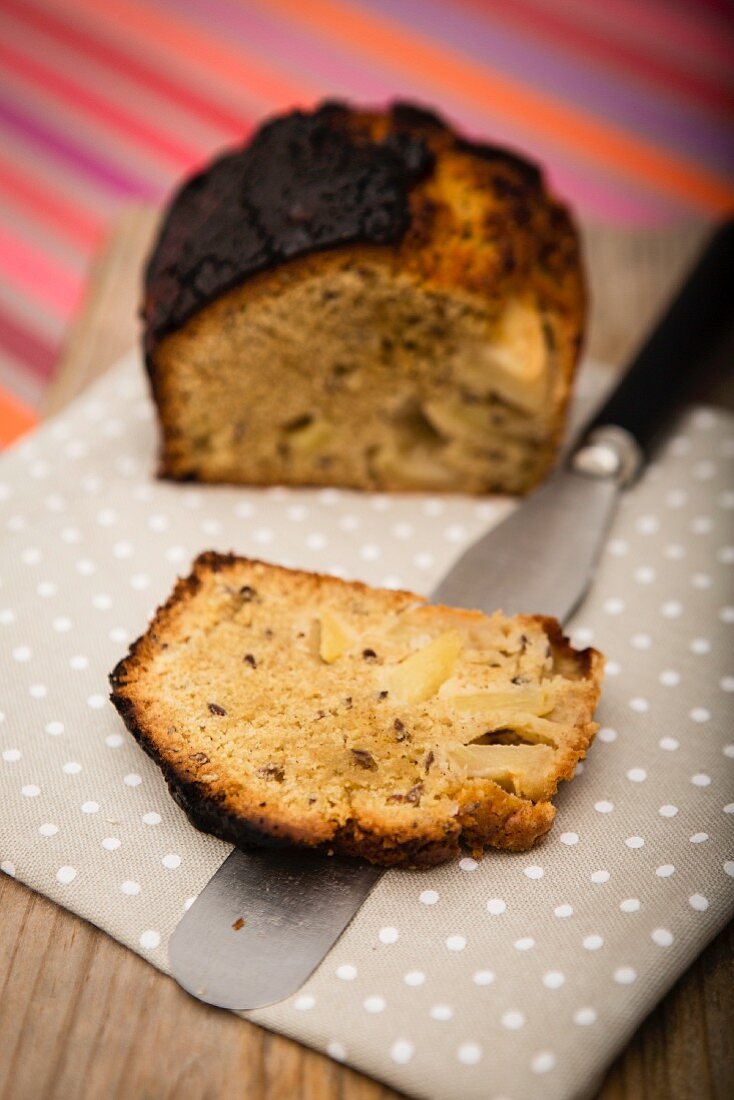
<box><xmin>169</xmin><ymin>220</ymin><xmax>734</xmax><ymax>1011</ymax></box>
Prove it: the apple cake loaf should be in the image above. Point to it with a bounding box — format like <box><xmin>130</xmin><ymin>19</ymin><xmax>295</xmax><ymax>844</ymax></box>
<box><xmin>144</xmin><ymin>101</ymin><xmax>586</xmax><ymax>494</ymax></box>
<box><xmin>109</xmin><ymin>554</ymin><xmax>603</xmax><ymax>867</ymax></box>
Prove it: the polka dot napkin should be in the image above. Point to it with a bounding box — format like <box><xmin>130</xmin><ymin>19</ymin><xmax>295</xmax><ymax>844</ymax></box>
<box><xmin>1</xmin><ymin>353</ymin><xmax>732</xmax><ymax>1100</ymax></box>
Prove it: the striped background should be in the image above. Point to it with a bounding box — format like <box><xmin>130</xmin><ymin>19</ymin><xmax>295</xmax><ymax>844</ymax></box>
<box><xmin>1</xmin><ymin>0</ymin><xmax>733</xmax><ymax>444</ymax></box>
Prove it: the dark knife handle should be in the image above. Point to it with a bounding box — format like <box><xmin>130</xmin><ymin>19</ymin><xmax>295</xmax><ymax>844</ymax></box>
<box><xmin>584</xmin><ymin>219</ymin><xmax>734</xmax><ymax>456</ymax></box>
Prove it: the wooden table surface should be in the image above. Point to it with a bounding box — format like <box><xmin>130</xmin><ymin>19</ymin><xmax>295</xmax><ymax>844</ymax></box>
<box><xmin>1</xmin><ymin>210</ymin><xmax>732</xmax><ymax>1100</ymax></box>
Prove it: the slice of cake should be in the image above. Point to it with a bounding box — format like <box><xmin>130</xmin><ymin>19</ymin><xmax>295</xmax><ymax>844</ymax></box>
<box><xmin>144</xmin><ymin>100</ymin><xmax>585</xmax><ymax>494</ymax></box>
<box><xmin>110</xmin><ymin>554</ymin><xmax>603</xmax><ymax>867</ymax></box>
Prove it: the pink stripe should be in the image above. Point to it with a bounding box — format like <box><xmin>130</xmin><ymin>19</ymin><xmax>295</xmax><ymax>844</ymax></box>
<box><xmin>0</xmin><ymin>221</ymin><xmax>83</xmax><ymax>320</ymax></box>
<box><xmin>0</xmin><ymin>39</ymin><xmax>206</xmax><ymax>172</ymax></box>
<box><xmin>0</xmin><ymin>300</ymin><xmax>58</xmax><ymax>378</ymax></box>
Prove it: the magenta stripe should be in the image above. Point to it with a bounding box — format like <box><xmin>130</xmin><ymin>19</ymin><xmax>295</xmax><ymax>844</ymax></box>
<box><xmin>360</xmin><ymin>0</ymin><xmax>734</xmax><ymax>177</ymax></box>
<box><xmin>150</xmin><ymin>0</ymin><xmax>690</xmax><ymax>223</ymax></box>
<box><xmin>0</xmin><ymin>96</ymin><xmax>162</xmax><ymax>199</ymax></box>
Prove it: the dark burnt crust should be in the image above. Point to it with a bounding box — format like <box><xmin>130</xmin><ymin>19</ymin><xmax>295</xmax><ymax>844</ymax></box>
<box><xmin>143</xmin><ymin>99</ymin><xmax>546</xmax><ymax>357</ymax></box>
<box><xmin>109</xmin><ymin>552</ymin><xmax>601</xmax><ymax>868</ymax></box>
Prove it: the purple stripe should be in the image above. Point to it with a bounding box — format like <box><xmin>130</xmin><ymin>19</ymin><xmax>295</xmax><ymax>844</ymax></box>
<box><xmin>148</xmin><ymin>0</ymin><xmax>690</xmax><ymax>223</ymax></box>
<box><xmin>0</xmin><ymin>96</ymin><xmax>162</xmax><ymax>199</ymax></box>
<box><xmin>362</xmin><ymin>0</ymin><xmax>734</xmax><ymax>178</ymax></box>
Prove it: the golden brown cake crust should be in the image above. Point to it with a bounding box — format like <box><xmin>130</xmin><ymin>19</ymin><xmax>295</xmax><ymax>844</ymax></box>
<box><xmin>109</xmin><ymin>553</ymin><xmax>603</xmax><ymax>868</ymax></box>
<box><xmin>145</xmin><ymin>100</ymin><xmax>585</xmax><ymax>494</ymax></box>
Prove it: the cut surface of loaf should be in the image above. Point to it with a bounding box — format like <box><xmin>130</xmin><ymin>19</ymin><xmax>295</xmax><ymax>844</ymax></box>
<box><xmin>110</xmin><ymin>554</ymin><xmax>603</xmax><ymax>867</ymax></box>
<box><xmin>144</xmin><ymin>101</ymin><xmax>585</xmax><ymax>495</ymax></box>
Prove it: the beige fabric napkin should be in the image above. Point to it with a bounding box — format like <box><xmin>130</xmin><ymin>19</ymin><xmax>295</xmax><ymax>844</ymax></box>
<box><xmin>1</xmin><ymin>352</ymin><xmax>732</xmax><ymax>1100</ymax></box>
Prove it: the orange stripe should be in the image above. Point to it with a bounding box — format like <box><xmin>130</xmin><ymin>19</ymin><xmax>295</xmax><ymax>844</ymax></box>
<box><xmin>61</xmin><ymin>0</ymin><xmax>318</xmax><ymax>113</ymax></box>
<box><xmin>261</xmin><ymin>0</ymin><xmax>734</xmax><ymax>214</ymax></box>
<box><xmin>0</xmin><ymin>385</ymin><xmax>37</xmax><ymax>446</ymax></box>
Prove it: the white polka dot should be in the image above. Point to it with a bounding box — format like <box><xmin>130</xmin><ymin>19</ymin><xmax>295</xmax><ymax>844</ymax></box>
<box><xmin>659</xmin><ymin>805</ymin><xmax>678</xmax><ymax>818</ymax></box>
<box><xmin>636</xmin><ymin>515</ymin><xmax>659</xmax><ymax>534</ymax></box>
<box><xmin>390</xmin><ymin>1039</ymin><xmax>414</xmax><ymax>1065</ymax></box>
<box><xmin>665</xmin><ymin>542</ymin><xmax>686</xmax><ymax>558</ymax></box>
<box><xmin>605</xmin><ymin>660</ymin><xmax>621</xmax><ymax>676</ymax></box>
<box><xmin>631</xmin><ymin>632</ymin><xmax>652</xmax><ymax>650</ymax></box>
<box><xmin>29</xmin><ymin>683</ymin><xmax>47</xmax><ymax>699</ymax></box>
<box><xmin>404</xmin><ymin>970</ymin><xmax>426</xmax><ymax>987</ymax></box>
<box><xmin>22</xmin><ymin>784</ymin><xmax>40</xmax><ymax>797</ymax></box>
<box><xmin>659</xmin><ymin>669</ymin><xmax>681</xmax><ymax>687</ymax></box>
<box><xmin>690</xmin><ymin>638</ymin><xmax>711</xmax><ymax>656</ymax></box>
<box><xmin>486</xmin><ymin>898</ymin><xmax>506</xmax><ymax>915</ymax></box>
<box><xmin>574</xmin><ymin>1007</ymin><xmax>597</xmax><ymax>1026</ymax></box>
<box><xmin>591</xmin><ymin>870</ymin><xmax>610</xmax><ymax>884</ymax></box>
<box><xmin>140</xmin><ymin>930</ymin><xmax>161</xmax><ymax>950</ymax></box>
<box><xmin>514</xmin><ymin>937</ymin><xmax>535</xmax><ymax>951</ymax></box>
<box><xmin>691</xmin><ymin>516</ymin><xmax>713</xmax><ymax>535</ymax></box>
<box><xmin>92</xmin><ymin>594</ymin><xmax>112</xmax><ymax>610</ymax></box>
<box><xmin>430</xmin><ymin>1003</ymin><xmax>453</xmax><ymax>1021</ymax></box>
<box><xmin>130</xmin><ymin>573</ymin><xmax>150</xmax><ymax>590</ymax></box>
<box><xmin>598</xmin><ymin>726</ymin><xmax>617</xmax><ymax>743</ymax></box>
<box><xmin>721</xmin><ymin>606</ymin><xmax>734</xmax><ymax>623</ymax></box>
<box><xmin>629</xmin><ymin>697</ymin><xmax>649</xmax><ymax>713</ymax></box>
<box><xmin>723</xmin><ymin>862</ymin><xmax>734</xmax><ymax>878</ymax></box>
<box><xmin>717</xmin><ymin>546</ymin><xmax>734</xmax><ymax>564</ymax></box>
<box><xmin>336</xmin><ymin>964</ymin><xmax>357</xmax><ymax>981</ymax></box>
<box><xmin>378</xmin><ymin>925</ymin><xmax>399</xmax><ymax>944</ymax></box>
<box><xmin>444</xmin><ymin>524</ymin><xmax>468</xmax><ymax>543</ymax></box>
<box><xmin>543</xmin><ymin>971</ymin><xmax>565</xmax><ymax>989</ymax></box>
<box><xmin>56</xmin><ymin>866</ymin><xmax>76</xmax><ymax>884</ymax></box>
<box><xmin>652</xmin><ymin>928</ymin><xmax>674</xmax><ymax>947</ymax></box>
<box><xmin>524</xmin><ymin>864</ymin><xmax>544</xmax><ymax>879</ymax></box>
<box><xmin>12</xmin><ymin>645</ymin><xmax>31</xmax><ymax>662</ymax></box>
<box><xmin>456</xmin><ymin>1041</ymin><xmax>481</xmax><ymax>1064</ymax></box>
<box><xmin>63</xmin><ymin>761</ymin><xmax>82</xmax><ymax>775</ymax></box>
<box><xmin>625</xmin><ymin>836</ymin><xmax>645</xmax><ymax>849</ymax></box>
<box><xmin>142</xmin><ymin>812</ymin><xmax>161</xmax><ymax>825</ymax></box>
<box><xmin>583</xmin><ymin>934</ymin><xmax>604</xmax><ymax>951</ymax></box>
<box><xmin>162</xmin><ymin>854</ymin><xmax>181</xmax><ymax>870</ymax></box>
<box><xmin>661</xmin><ymin>600</ymin><xmax>683</xmax><ymax>619</ymax></box>
<box><xmin>614</xmin><ymin>966</ymin><xmax>636</xmax><ymax>985</ymax></box>
<box><xmin>620</xmin><ymin>898</ymin><xmax>641</xmax><ymax>914</ymax></box>
<box><xmin>360</xmin><ymin>544</ymin><xmax>381</xmax><ymax>561</ymax></box>
<box><xmin>37</xmin><ymin>581</ymin><xmax>57</xmax><ymax>598</ymax></box>
<box><xmin>473</xmin><ymin>969</ymin><xmax>495</xmax><ymax>986</ymax></box>
<box><xmin>121</xmin><ymin>880</ymin><xmax>141</xmax><ymax>895</ymax></box>
<box><xmin>659</xmin><ymin>736</ymin><xmax>679</xmax><ymax>751</ymax></box>
<box><xmin>419</xmin><ymin>889</ymin><xmax>439</xmax><ymax>905</ymax></box>
<box><xmin>252</xmin><ymin>527</ymin><xmax>273</xmax><ymax>545</ymax></box>
<box><xmin>560</xmin><ymin>831</ymin><xmax>579</xmax><ymax>845</ymax></box>
<box><xmin>689</xmin><ymin>894</ymin><xmax>709</xmax><ymax>911</ymax></box>
<box><xmin>690</xmin><ymin>833</ymin><xmax>709</xmax><ymax>844</ymax></box>
<box><xmin>690</xmin><ymin>707</ymin><xmax>711</xmax><ymax>723</ymax></box>
<box><xmin>634</xmin><ymin>565</ymin><xmax>656</xmax><ymax>585</ymax></box>
<box><xmin>554</xmin><ymin>904</ymin><xmax>573</xmax><ymax>918</ymax></box>
<box><xmin>39</xmin><ymin>823</ymin><xmax>58</xmax><ymax>837</ymax></box>
<box><xmin>502</xmin><ymin>1010</ymin><xmax>525</xmax><ymax>1030</ymax></box>
<box><xmin>725</xmin><ymin>745</ymin><xmax>734</xmax><ymax>758</ymax></box>
<box><xmin>665</xmin><ymin>490</ymin><xmax>687</xmax><ymax>508</ymax></box>
<box><xmin>627</xmin><ymin>767</ymin><xmax>647</xmax><ymax>783</ymax></box>
<box><xmin>656</xmin><ymin>864</ymin><xmax>675</xmax><ymax>878</ymax></box>
<box><xmin>414</xmin><ymin>552</ymin><xmax>434</xmax><ymax>569</ymax></box>
<box><xmin>124</xmin><ymin>773</ymin><xmax>142</xmax><ymax>787</ymax></box>
<box><xmin>691</xmin><ymin>773</ymin><xmax>711</xmax><ymax>787</ymax></box>
<box><xmin>531</xmin><ymin>1051</ymin><xmax>556</xmax><ymax>1074</ymax></box>
<box><xmin>102</xmin><ymin>837</ymin><xmax>121</xmax><ymax>851</ymax></box>
<box><xmin>608</xmin><ymin>538</ymin><xmax>629</xmax><ymax>556</ymax></box>
<box><xmin>306</xmin><ymin>533</ymin><xmax>328</xmax><ymax>551</ymax></box>
<box><xmin>2</xmin><ymin>748</ymin><xmax>20</xmax><ymax>762</ymax></box>
<box><xmin>692</xmin><ymin>572</ymin><xmax>712</xmax><ymax>589</ymax></box>
<box><xmin>326</xmin><ymin>1041</ymin><xmax>346</xmax><ymax>1061</ymax></box>
<box><xmin>105</xmin><ymin>733</ymin><xmax>123</xmax><ymax>748</ymax></box>
<box><xmin>721</xmin><ymin>677</ymin><xmax>734</xmax><ymax>692</ymax></box>
<box><xmin>69</xmin><ymin>655</ymin><xmax>89</xmax><ymax>671</ymax></box>
<box><xmin>81</xmin><ymin>801</ymin><xmax>99</xmax><ymax>814</ymax></box>
<box><xmin>460</xmin><ymin>857</ymin><xmax>478</xmax><ymax>871</ymax></box>
<box><xmin>446</xmin><ymin>934</ymin><xmax>466</xmax><ymax>951</ymax></box>
<box><xmin>594</xmin><ymin>800</ymin><xmax>614</xmax><ymax>814</ymax></box>
<box><xmin>87</xmin><ymin>694</ymin><xmax>106</xmax><ymax>710</ymax></box>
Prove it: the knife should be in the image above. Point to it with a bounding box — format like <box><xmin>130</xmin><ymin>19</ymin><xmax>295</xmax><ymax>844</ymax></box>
<box><xmin>169</xmin><ymin>220</ymin><xmax>734</xmax><ymax>1011</ymax></box>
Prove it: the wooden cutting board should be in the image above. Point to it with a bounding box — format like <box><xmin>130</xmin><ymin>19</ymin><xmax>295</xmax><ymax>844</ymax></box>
<box><xmin>0</xmin><ymin>209</ymin><xmax>731</xmax><ymax>1100</ymax></box>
